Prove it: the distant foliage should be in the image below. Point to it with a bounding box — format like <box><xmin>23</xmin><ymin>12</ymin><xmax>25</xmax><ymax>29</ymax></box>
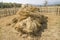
<box><xmin>0</xmin><ymin>2</ymin><xmax>21</xmax><ymax>8</ymax></box>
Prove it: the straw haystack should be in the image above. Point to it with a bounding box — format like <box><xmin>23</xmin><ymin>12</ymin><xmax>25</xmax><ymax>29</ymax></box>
<box><xmin>12</xmin><ymin>5</ymin><xmax>48</xmax><ymax>37</ymax></box>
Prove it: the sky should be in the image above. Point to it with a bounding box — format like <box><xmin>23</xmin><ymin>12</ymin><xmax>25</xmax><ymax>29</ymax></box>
<box><xmin>0</xmin><ymin>0</ymin><xmax>60</xmax><ymax>5</ymax></box>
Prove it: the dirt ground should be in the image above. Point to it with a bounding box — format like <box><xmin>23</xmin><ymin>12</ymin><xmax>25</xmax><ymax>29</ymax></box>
<box><xmin>0</xmin><ymin>13</ymin><xmax>60</xmax><ymax>40</ymax></box>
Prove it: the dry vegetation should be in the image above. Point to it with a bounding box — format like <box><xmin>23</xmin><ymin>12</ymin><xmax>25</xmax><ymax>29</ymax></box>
<box><xmin>0</xmin><ymin>5</ymin><xmax>60</xmax><ymax>40</ymax></box>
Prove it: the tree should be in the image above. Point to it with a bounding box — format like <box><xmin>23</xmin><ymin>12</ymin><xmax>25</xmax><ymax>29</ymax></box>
<box><xmin>44</xmin><ymin>0</ymin><xmax>48</xmax><ymax>6</ymax></box>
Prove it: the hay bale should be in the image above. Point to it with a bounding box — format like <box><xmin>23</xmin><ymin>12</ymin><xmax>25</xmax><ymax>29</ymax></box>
<box><xmin>12</xmin><ymin>5</ymin><xmax>48</xmax><ymax>37</ymax></box>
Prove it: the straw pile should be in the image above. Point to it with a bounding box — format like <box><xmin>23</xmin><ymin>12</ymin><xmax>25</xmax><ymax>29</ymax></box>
<box><xmin>12</xmin><ymin>4</ymin><xmax>48</xmax><ymax>37</ymax></box>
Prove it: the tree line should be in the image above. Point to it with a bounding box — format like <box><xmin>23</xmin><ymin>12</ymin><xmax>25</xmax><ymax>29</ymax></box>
<box><xmin>0</xmin><ymin>2</ymin><xmax>21</xmax><ymax>8</ymax></box>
